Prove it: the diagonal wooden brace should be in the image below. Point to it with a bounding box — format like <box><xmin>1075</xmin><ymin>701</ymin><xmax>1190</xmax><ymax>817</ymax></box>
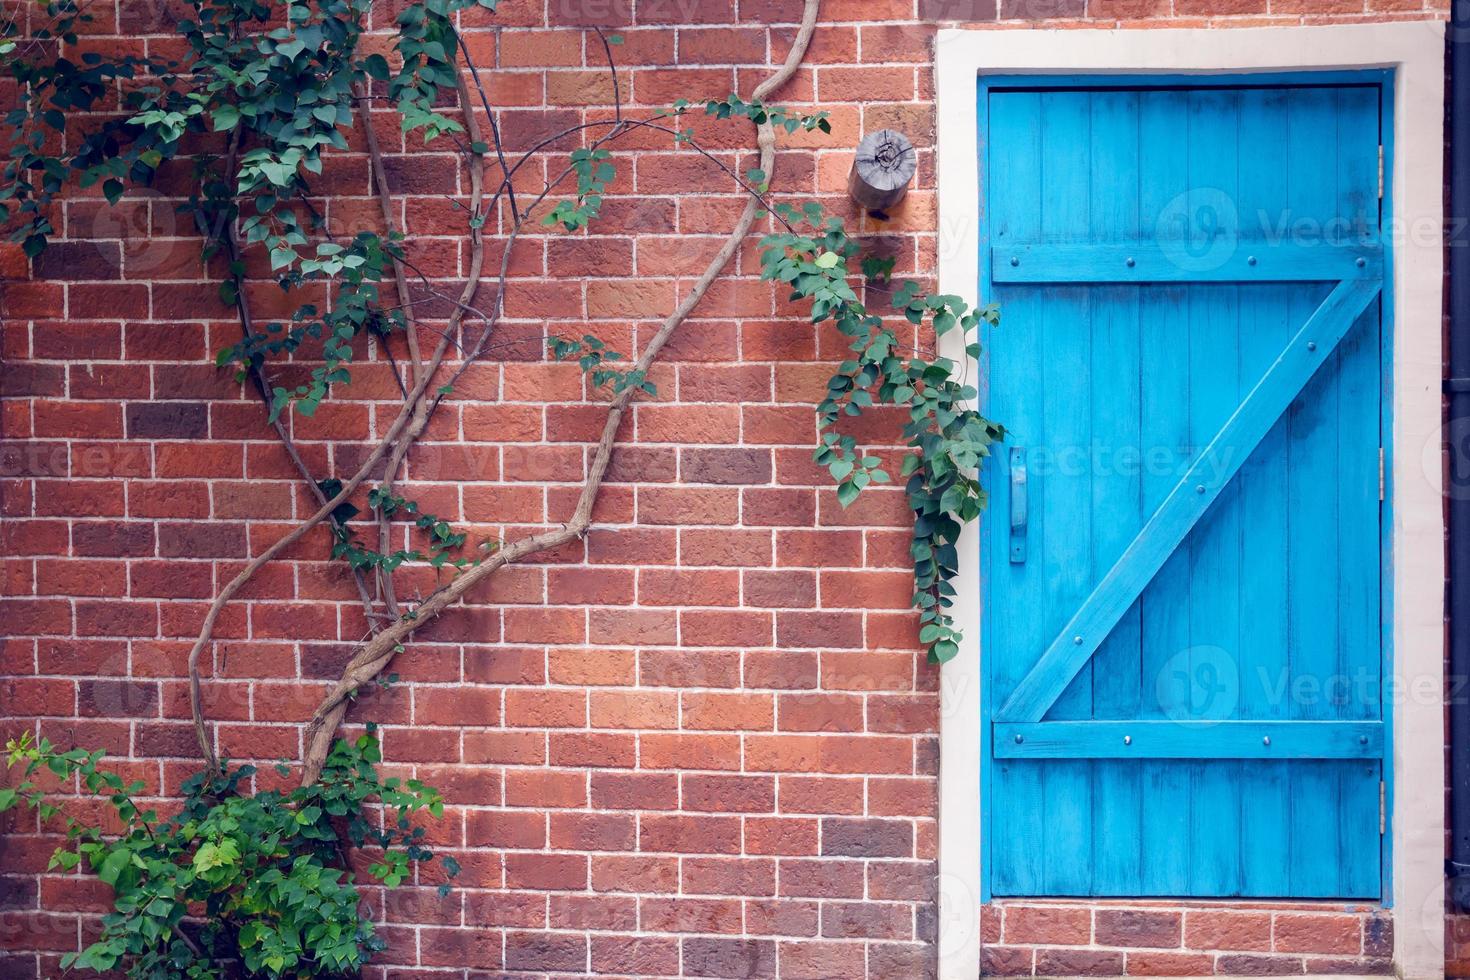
<box><xmin>995</xmin><ymin>278</ymin><xmax>1384</xmax><ymax>724</ymax></box>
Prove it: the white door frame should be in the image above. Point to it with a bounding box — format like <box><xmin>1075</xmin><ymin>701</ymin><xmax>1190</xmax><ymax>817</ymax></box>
<box><xmin>934</xmin><ymin>23</ymin><xmax>1446</xmax><ymax>980</ymax></box>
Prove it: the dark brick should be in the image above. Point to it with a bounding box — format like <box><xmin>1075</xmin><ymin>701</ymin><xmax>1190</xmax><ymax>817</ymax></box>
<box><xmin>820</xmin><ymin>817</ymin><xmax>913</xmax><ymax>857</ymax></box>
<box><xmin>73</xmin><ymin>522</ymin><xmax>155</xmax><ymax>557</ymax></box>
<box><xmin>0</xmin><ymin>441</ymin><xmax>68</xmax><ymax>476</ymax></box>
<box><xmin>78</xmin><ymin>679</ymin><xmax>158</xmax><ymax>718</ymax></box>
<box><xmin>1217</xmin><ymin>954</ymin><xmax>1308</xmax><ymax>976</ymax></box>
<box><xmin>126</xmin><ymin>402</ymin><xmax>209</xmax><ymax>440</ymax></box>
<box><xmin>918</xmin><ymin>0</ymin><xmax>998</xmax><ymax>18</ymax></box>
<box><xmin>1094</xmin><ymin>908</ymin><xmax>1181</xmax><ymax>948</ymax></box>
<box><xmin>0</xmin><ymin>876</ymin><xmax>37</xmax><ymax>910</ymax></box>
<box><xmin>0</xmin><ymin>364</ymin><xmax>66</xmax><ymax>398</ymax></box>
<box><xmin>980</xmin><ymin>945</ymin><xmax>1034</xmax><ymax>976</ymax></box>
<box><xmin>1036</xmin><ymin>948</ymin><xmax>1125</xmax><ymax>976</ymax></box>
<box><xmin>33</xmin><ymin>241</ymin><xmax>122</xmax><ymax>280</ymax></box>
<box><xmin>158</xmin><ymin>521</ymin><xmax>246</xmax><ymax>558</ymax></box>
<box><xmin>683</xmin><ymin>938</ymin><xmax>777</xmax><ymax>979</ymax></box>
<box><xmin>1363</xmin><ymin>915</ymin><xmax>1393</xmax><ymax>958</ymax></box>
<box><xmin>135</xmin><ymin>722</ymin><xmax>200</xmax><ymax>758</ymax></box>
<box><xmin>504</xmin><ymin>931</ymin><xmax>586</xmax><ymax>972</ymax></box>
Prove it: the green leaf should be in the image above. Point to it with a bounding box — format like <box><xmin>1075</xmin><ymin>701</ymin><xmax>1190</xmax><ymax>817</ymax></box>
<box><xmin>212</xmin><ymin>105</ymin><xmax>241</xmax><ymax>131</ymax></box>
<box><xmin>96</xmin><ymin>847</ymin><xmax>130</xmax><ymax>886</ymax></box>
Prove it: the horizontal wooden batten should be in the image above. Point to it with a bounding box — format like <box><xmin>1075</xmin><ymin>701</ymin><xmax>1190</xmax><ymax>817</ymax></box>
<box><xmin>991</xmin><ymin>241</ymin><xmax>1383</xmax><ymax>283</ymax></box>
<box><xmin>992</xmin><ymin>720</ymin><xmax>1384</xmax><ymax>759</ymax></box>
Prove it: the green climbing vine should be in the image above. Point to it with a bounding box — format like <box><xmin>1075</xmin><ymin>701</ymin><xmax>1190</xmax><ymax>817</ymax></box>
<box><xmin>0</xmin><ymin>727</ymin><xmax>454</xmax><ymax>978</ymax></box>
<box><xmin>3</xmin><ymin>0</ymin><xmax>999</xmax><ymax>670</ymax></box>
<box><xmin>1</xmin><ymin>0</ymin><xmax>1005</xmax><ymax>972</ymax></box>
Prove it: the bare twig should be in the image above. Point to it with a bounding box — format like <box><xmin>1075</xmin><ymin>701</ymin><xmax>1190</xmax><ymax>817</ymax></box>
<box><xmin>300</xmin><ymin>0</ymin><xmax>822</xmax><ymax>784</ymax></box>
<box><xmin>371</xmin><ymin>61</ymin><xmax>490</xmax><ymax>619</ymax></box>
<box><xmin>357</xmin><ymin>80</ymin><xmax>420</xmax><ymax>379</ymax></box>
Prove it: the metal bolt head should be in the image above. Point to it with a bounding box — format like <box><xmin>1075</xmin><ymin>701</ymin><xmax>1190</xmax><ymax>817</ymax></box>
<box><xmin>1247</xmin><ymin>255</ymin><xmax>1257</xmax><ymax>266</ymax></box>
<box><xmin>1307</xmin><ymin>341</ymin><xmax>1317</xmax><ymax>352</ymax></box>
<box><xmin>1196</xmin><ymin>484</ymin><xmax>1205</xmax><ymax>494</ymax></box>
<box><xmin>1014</xmin><ymin>733</ymin><xmax>1024</xmax><ymax>744</ymax></box>
<box><xmin>1125</xmin><ymin>257</ymin><xmax>1136</xmax><ymax>268</ymax></box>
<box><xmin>1123</xmin><ymin>735</ymin><xmax>1132</xmax><ymax>745</ymax></box>
<box><xmin>1356</xmin><ymin>257</ymin><xmax>1367</xmax><ymax>268</ymax></box>
<box><xmin>1262</xmin><ymin>735</ymin><xmax>1272</xmax><ymax>746</ymax></box>
<box><xmin>1359</xmin><ymin>734</ymin><xmax>1369</xmax><ymax>745</ymax></box>
<box><xmin>1010</xmin><ymin>256</ymin><xmax>1020</xmax><ymax>267</ymax></box>
<box><xmin>1073</xmin><ymin>635</ymin><xmax>1083</xmax><ymax>645</ymax></box>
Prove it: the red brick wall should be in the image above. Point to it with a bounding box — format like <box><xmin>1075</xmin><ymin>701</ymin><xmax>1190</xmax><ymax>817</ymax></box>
<box><xmin>0</xmin><ymin>1</ymin><xmax>1447</xmax><ymax>978</ymax></box>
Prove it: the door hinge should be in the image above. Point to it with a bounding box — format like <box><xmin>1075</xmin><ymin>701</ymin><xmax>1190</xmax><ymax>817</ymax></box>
<box><xmin>1379</xmin><ymin>780</ymin><xmax>1386</xmax><ymax>835</ymax></box>
<box><xmin>1378</xmin><ymin>448</ymin><xmax>1385</xmax><ymax>502</ymax></box>
<box><xmin>1378</xmin><ymin>144</ymin><xmax>1385</xmax><ymax>201</ymax></box>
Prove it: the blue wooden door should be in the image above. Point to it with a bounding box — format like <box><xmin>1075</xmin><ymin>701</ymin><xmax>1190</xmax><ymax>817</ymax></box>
<box><xmin>981</xmin><ymin>76</ymin><xmax>1388</xmax><ymax>899</ymax></box>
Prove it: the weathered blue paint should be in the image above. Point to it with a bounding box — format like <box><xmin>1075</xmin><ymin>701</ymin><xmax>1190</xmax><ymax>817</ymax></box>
<box><xmin>993</xmin><ymin>721</ymin><xmax>1384</xmax><ymax>759</ymax></box>
<box><xmin>980</xmin><ymin>75</ymin><xmax>1388</xmax><ymax>899</ymax></box>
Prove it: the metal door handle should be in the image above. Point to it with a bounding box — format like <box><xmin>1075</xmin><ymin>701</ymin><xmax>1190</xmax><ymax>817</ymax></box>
<box><xmin>1009</xmin><ymin>447</ymin><xmax>1027</xmax><ymax>563</ymax></box>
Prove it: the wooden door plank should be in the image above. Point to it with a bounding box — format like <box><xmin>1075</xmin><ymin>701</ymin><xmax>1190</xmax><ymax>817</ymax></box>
<box><xmin>984</xmin><ymin>89</ymin><xmax>1047</xmax><ymax>897</ymax></box>
<box><xmin>1037</xmin><ymin>89</ymin><xmax>1095</xmax><ymax>896</ymax></box>
<box><xmin>1087</xmin><ymin>88</ymin><xmax>1144</xmax><ymax>896</ymax></box>
<box><xmin>992</xmin><ymin>240</ymin><xmax>1383</xmax><ymax>284</ymax></box>
<box><xmin>997</xmin><ymin>275</ymin><xmax>1382</xmax><ymax>725</ymax></box>
<box><xmin>1235</xmin><ymin>84</ymin><xmax>1295</xmax><ymax>900</ymax></box>
<box><xmin>1135</xmin><ymin>88</ymin><xmax>1193</xmax><ymax>896</ymax></box>
<box><xmin>1332</xmin><ymin>83</ymin><xmax>1385</xmax><ymax>898</ymax></box>
<box><xmin>1184</xmin><ymin>85</ymin><xmax>1245</xmax><ymax>898</ymax></box>
<box><xmin>992</xmin><ymin>721</ymin><xmax>1384</xmax><ymax>759</ymax></box>
<box><xmin>1285</xmin><ymin>86</ymin><xmax>1345</xmax><ymax>898</ymax></box>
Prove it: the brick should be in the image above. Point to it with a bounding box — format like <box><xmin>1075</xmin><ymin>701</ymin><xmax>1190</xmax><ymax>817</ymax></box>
<box><xmin>549</xmin><ymin>812</ymin><xmax>636</xmax><ymax>850</ymax></box>
<box><xmin>643</xmin><ymin>896</ymin><xmax>744</xmax><ymax>934</ymax></box>
<box><xmin>780</xmin><ymin>940</ymin><xmax>867</xmax><ymax>979</ymax></box>
<box><xmin>591</xmin><ymin>854</ymin><xmax>678</xmax><ymax>893</ymax></box>
<box><xmin>1095</xmin><ymin>909</ymin><xmax>1180</xmax><ymax>949</ymax></box>
<box><xmin>821</xmin><ymin>900</ymin><xmax>912</xmax><ymax>940</ymax></box>
<box><xmin>683</xmin><ymin>774</ymin><xmax>775</xmax><ymax>813</ymax></box>
<box><xmin>1037</xmin><ymin>948</ymin><xmax>1124</xmax><ymax>976</ymax></box>
<box><xmin>552</xmin><ymin>894</ymin><xmax>638</xmax><ymax>931</ymax></box>
<box><xmin>504</xmin><ymin>931</ymin><xmax>586</xmax><ymax>972</ymax></box>
<box><xmin>125</xmin><ymin>403</ymin><xmax>208</xmax><ymax>439</ymax></box>
<box><xmin>778</xmin><ymin>692</ymin><xmax>862</xmax><ymax>732</ymax></box>
<box><xmin>592</xmin><ymin>935</ymin><xmax>679</xmax><ymax>976</ymax></box>
<box><xmin>821</xmin><ymin>817</ymin><xmax>913</xmax><ymax>858</ymax></box>
<box><xmin>745</xmin><ymin>816</ymin><xmax>819</xmax><ymax>856</ymax></box>
<box><xmin>1217</xmin><ymin>953</ymin><xmax>1310</xmax><ymax>975</ymax></box>
<box><xmin>868</xmin><ymin>861</ymin><xmax>935</xmax><ymax>902</ymax></box>
<box><xmin>1004</xmin><ymin>904</ymin><xmax>1091</xmax><ymax>945</ymax></box>
<box><xmin>981</xmin><ymin>945</ymin><xmax>1035</xmax><ymax>977</ymax></box>
<box><xmin>1186</xmin><ymin>910</ymin><xmax>1272</xmax><ymax>951</ymax></box>
<box><xmin>504</xmin><ymin>852</ymin><xmax>588</xmax><ymax>891</ymax></box>
<box><xmin>504</xmin><ymin>768</ymin><xmax>587</xmax><ymax>808</ymax></box>
<box><xmin>1126</xmin><ymin>951</ymin><xmax>1216</xmax><ymax>976</ymax></box>
<box><xmin>1273</xmin><ymin>913</ymin><xmax>1362</xmax><ymax>955</ymax></box>
<box><xmin>682</xmin><ymin>691</ymin><xmax>773</xmax><ymax>730</ymax></box>
<box><xmin>640</xmin><ymin>814</ymin><xmax>741</xmax><ymax>854</ymax></box>
<box><xmin>682</xmin><ymin>937</ymin><xmax>777</xmax><ymax>979</ymax></box>
<box><xmin>592</xmin><ymin>771</ymin><xmax>679</xmax><ymax>810</ymax></box>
